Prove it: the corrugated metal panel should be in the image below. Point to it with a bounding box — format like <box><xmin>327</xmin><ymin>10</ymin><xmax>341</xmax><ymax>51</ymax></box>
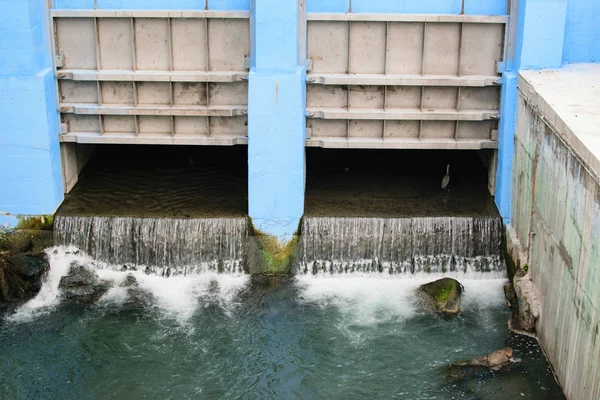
<box><xmin>306</xmin><ymin>13</ymin><xmax>506</xmax><ymax>149</ymax></box>
<box><xmin>52</xmin><ymin>11</ymin><xmax>250</xmax><ymax>145</ymax></box>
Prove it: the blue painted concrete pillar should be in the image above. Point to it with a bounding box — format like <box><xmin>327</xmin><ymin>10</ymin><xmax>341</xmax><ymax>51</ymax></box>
<box><xmin>0</xmin><ymin>0</ymin><xmax>63</xmax><ymax>227</ymax></box>
<box><xmin>248</xmin><ymin>0</ymin><xmax>306</xmax><ymax>241</ymax></box>
<box><xmin>495</xmin><ymin>0</ymin><xmax>567</xmax><ymax>223</ymax></box>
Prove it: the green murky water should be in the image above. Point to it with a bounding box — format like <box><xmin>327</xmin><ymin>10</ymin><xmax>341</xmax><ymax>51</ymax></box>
<box><xmin>0</xmin><ymin>253</ymin><xmax>564</xmax><ymax>400</ymax></box>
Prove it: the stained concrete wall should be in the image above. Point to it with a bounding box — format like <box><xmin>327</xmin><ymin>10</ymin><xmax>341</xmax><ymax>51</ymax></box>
<box><xmin>511</xmin><ymin>72</ymin><xmax>600</xmax><ymax>399</ymax></box>
<box><xmin>498</xmin><ymin>0</ymin><xmax>600</xmax><ymax>224</ymax></box>
<box><xmin>0</xmin><ymin>0</ymin><xmax>63</xmax><ymax>227</ymax></box>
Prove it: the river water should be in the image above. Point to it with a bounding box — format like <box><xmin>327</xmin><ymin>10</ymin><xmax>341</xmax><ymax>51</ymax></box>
<box><xmin>1</xmin><ymin>148</ymin><xmax>564</xmax><ymax>398</ymax></box>
<box><xmin>0</xmin><ymin>248</ymin><xmax>564</xmax><ymax>400</ymax></box>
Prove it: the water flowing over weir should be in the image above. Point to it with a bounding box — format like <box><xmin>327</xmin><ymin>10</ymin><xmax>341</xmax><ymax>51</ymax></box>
<box><xmin>296</xmin><ymin>216</ymin><xmax>505</xmax><ymax>276</ymax></box>
<box><xmin>54</xmin><ymin>216</ymin><xmax>248</xmax><ymax>275</ymax></box>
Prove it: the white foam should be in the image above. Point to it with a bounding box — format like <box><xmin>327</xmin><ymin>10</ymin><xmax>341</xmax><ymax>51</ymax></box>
<box><xmin>295</xmin><ymin>274</ymin><xmax>508</xmax><ymax>328</ymax></box>
<box><xmin>7</xmin><ymin>246</ymin><xmax>249</xmax><ymax>324</ymax></box>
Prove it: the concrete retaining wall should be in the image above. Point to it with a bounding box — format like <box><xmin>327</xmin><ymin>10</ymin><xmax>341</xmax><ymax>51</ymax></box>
<box><xmin>511</xmin><ymin>75</ymin><xmax>600</xmax><ymax>400</ymax></box>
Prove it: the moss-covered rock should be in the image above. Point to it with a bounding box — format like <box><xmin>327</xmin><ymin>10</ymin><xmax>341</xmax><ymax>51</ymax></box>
<box><xmin>419</xmin><ymin>277</ymin><xmax>464</xmax><ymax>314</ymax></box>
<box><xmin>0</xmin><ymin>228</ymin><xmax>53</xmax><ymax>303</ymax></box>
<box><xmin>15</xmin><ymin>215</ymin><xmax>54</xmax><ymax>231</ymax></box>
<box><xmin>0</xmin><ymin>229</ymin><xmax>53</xmax><ymax>254</ymax></box>
<box><xmin>0</xmin><ymin>252</ymin><xmax>49</xmax><ymax>303</ymax></box>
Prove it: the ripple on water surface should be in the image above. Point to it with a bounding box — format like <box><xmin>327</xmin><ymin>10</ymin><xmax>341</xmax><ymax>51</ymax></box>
<box><xmin>0</xmin><ymin>249</ymin><xmax>564</xmax><ymax>400</ymax></box>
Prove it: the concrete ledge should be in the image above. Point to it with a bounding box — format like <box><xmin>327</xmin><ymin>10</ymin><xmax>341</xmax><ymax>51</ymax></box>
<box><xmin>519</xmin><ymin>65</ymin><xmax>600</xmax><ymax>181</ymax></box>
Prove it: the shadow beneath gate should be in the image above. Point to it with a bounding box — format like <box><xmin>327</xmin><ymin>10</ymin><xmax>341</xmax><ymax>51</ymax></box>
<box><xmin>57</xmin><ymin>145</ymin><xmax>248</xmax><ymax>218</ymax></box>
<box><xmin>304</xmin><ymin>148</ymin><xmax>499</xmax><ymax>217</ymax></box>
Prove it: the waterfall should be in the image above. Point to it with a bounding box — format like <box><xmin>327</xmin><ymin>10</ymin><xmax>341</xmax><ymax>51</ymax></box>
<box><xmin>296</xmin><ymin>216</ymin><xmax>504</xmax><ymax>276</ymax></box>
<box><xmin>54</xmin><ymin>216</ymin><xmax>248</xmax><ymax>275</ymax></box>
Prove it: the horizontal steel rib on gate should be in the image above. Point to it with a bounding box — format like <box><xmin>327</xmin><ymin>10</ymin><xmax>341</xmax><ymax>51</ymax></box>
<box><xmin>56</xmin><ymin>70</ymin><xmax>248</xmax><ymax>83</ymax></box>
<box><xmin>304</xmin><ymin>138</ymin><xmax>498</xmax><ymax>150</ymax></box>
<box><xmin>307</xmin><ymin>13</ymin><xmax>508</xmax><ymax>23</ymax></box>
<box><xmin>59</xmin><ymin>104</ymin><xmax>247</xmax><ymax>117</ymax></box>
<box><xmin>306</xmin><ymin>108</ymin><xmax>499</xmax><ymax>121</ymax></box>
<box><xmin>59</xmin><ymin>133</ymin><xmax>249</xmax><ymax>146</ymax></box>
<box><xmin>307</xmin><ymin>74</ymin><xmax>501</xmax><ymax>87</ymax></box>
<box><xmin>50</xmin><ymin>10</ymin><xmax>250</xmax><ymax>19</ymax></box>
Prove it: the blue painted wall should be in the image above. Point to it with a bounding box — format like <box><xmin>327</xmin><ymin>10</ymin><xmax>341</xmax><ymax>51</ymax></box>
<box><xmin>0</xmin><ymin>0</ymin><xmax>63</xmax><ymax>227</ymax></box>
<box><xmin>2</xmin><ymin>0</ymin><xmax>588</xmax><ymax>232</ymax></box>
<box><xmin>494</xmin><ymin>0</ymin><xmax>567</xmax><ymax>223</ymax></box>
<box><xmin>248</xmin><ymin>0</ymin><xmax>306</xmax><ymax>241</ymax></box>
<box><xmin>307</xmin><ymin>0</ymin><xmax>507</xmax><ymax>15</ymax></box>
<box><xmin>514</xmin><ymin>0</ymin><xmax>567</xmax><ymax>70</ymax></box>
<box><xmin>562</xmin><ymin>0</ymin><xmax>600</xmax><ymax>63</ymax></box>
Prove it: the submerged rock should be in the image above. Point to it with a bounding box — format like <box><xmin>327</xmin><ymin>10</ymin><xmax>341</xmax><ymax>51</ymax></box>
<box><xmin>419</xmin><ymin>277</ymin><xmax>464</xmax><ymax>314</ymax></box>
<box><xmin>120</xmin><ymin>273</ymin><xmax>138</xmax><ymax>288</ymax></box>
<box><xmin>445</xmin><ymin>348</ymin><xmax>520</xmax><ymax>380</ymax></box>
<box><xmin>118</xmin><ymin>273</ymin><xmax>153</xmax><ymax>307</ymax></box>
<box><xmin>59</xmin><ymin>262</ymin><xmax>112</xmax><ymax>303</ymax></box>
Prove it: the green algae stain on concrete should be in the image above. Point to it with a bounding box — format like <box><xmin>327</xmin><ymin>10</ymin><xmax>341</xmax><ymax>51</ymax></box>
<box><xmin>246</xmin><ymin>221</ymin><xmax>299</xmax><ymax>276</ymax></box>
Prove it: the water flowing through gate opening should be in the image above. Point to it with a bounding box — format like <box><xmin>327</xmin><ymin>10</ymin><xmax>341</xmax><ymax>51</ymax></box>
<box><xmin>54</xmin><ymin>215</ymin><xmax>249</xmax><ymax>275</ymax></box>
<box><xmin>9</xmin><ymin>216</ymin><xmax>250</xmax><ymax>323</ymax></box>
<box><xmin>296</xmin><ymin>216</ymin><xmax>505</xmax><ymax>278</ymax></box>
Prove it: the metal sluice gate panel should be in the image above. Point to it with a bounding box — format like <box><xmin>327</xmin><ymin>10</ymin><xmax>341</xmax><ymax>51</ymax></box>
<box><xmin>306</xmin><ymin>13</ymin><xmax>508</xmax><ymax>149</ymax></box>
<box><xmin>51</xmin><ymin>10</ymin><xmax>250</xmax><ymax>146</ymax></box>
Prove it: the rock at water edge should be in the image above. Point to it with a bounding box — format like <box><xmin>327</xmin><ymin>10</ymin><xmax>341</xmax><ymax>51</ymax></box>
<box><xmin>444</xmin><ymin>348</ymin><xmax>521</xmax><ymax>381</ymax></box>
<box><xmin>510</xmin><ymin>269</ymin><xmax>540</xmax><ymax>334</ymax></box>
<box><xmin>0</xmin><ymin>252</ymin><xmax>49</xmax><ymax>303</ymax></box>
<box><xmin>449</xmin><ymin>347</ymin><xmax>520</xmax><ymax>371</ymax></box>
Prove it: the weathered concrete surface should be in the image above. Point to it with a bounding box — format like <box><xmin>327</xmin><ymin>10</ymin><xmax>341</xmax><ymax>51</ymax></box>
<box><xmin>509</xmin><ymin>64</ymin><xmax>600</xmax><ymax>400</ymax></box>
<box><xmin>519</xmin><ymin>65</ymin><xmax>600</xmax><ymax>179</ymax></box>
